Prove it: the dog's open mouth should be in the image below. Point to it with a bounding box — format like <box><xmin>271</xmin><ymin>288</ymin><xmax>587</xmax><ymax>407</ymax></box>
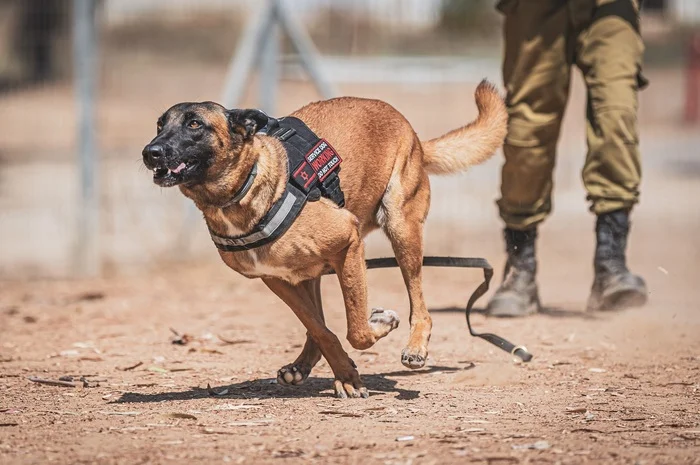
<box><xmin>152</xmin><ymin>160</ymin><xmax>200</xmax><ymax>187</ymax></box>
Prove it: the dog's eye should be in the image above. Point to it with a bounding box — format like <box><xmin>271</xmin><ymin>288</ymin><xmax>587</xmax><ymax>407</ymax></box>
<box><xmin>188</xmin><ymin>120</ymin><xmax>202</xmax><ymax>129</ymax></box>
<box><xmin>156</xmin><ymin>123</ymin><xmax>163</xmax><ymax>133</ymax></box>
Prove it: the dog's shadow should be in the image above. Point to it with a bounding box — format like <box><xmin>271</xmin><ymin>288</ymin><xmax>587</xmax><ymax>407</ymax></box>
<box><xmin>113</xmin><ymin>366</ymin><xmax>464</xmax><ymax>404</ymax></box>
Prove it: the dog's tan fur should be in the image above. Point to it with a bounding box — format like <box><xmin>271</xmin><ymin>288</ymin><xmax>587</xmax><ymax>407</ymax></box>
<box><xmin>148</xmin><ymin>81</ymin><xmax>507</xmax><ymax>398</ymax></box>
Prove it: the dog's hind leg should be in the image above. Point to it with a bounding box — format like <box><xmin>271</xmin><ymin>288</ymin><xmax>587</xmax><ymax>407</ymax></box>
<box><xmin>263</xmin><ymin>277</ymin><xmax>369</xmax><ymax>398</ymax></box>
<box><xmin>382</xmin><ymin>141</ymin><xmax>432</xmax><ymax>369</ymax></box>
<box><xmin>276</xmin><ymin>278</ymin><xmax>324</xmax><ymax>386</ymax></box>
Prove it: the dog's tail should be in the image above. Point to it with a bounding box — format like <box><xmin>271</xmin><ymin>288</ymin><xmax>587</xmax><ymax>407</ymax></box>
<box><xmin>421</xmin><ymin>80</ymin><xmax>508</xmax><ymax>175</ymax></box>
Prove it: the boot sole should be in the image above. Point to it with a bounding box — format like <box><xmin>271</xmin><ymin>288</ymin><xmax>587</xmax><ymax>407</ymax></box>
<box><xmin>487</xmin><ymin>299</ymin><xmax>539</xmax><ymax>318</ymax></box>
<box><xmin>601</xmin><ymin>288</ymin><xmax>647</xmax><ymax>311</ymax></box>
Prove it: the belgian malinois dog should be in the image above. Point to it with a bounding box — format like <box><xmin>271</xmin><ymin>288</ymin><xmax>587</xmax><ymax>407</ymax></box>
<box><xmin>142</xmin><ymin>81</ymin><xmax>507</xmax><ymax>398</ymax></box>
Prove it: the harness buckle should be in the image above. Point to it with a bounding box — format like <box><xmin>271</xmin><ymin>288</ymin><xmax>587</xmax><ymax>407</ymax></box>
<box><xmin>319</xmin><ymin>171</ymin><xmax>345</xmax><ymax>207</ymax></box>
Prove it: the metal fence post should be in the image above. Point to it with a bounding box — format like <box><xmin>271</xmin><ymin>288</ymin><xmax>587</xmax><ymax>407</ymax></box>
<box><xmin>73</xmin><ymin>0</ymin><xmax>100</xmax><ymax>276</ymax></box>
<box><xmin>221</xmin><ymin>2</ymin><xmax>275</xmax><ymax>108</ymax></box>
<box><xmin>259</xmin><ymin>1</ymin><xmax>280</xmax><ymax>115</ymax></box>
<box><xmin>277</xmin><ymin>0</ymin><xmax>337</xmax><ymax>99</ymax></box>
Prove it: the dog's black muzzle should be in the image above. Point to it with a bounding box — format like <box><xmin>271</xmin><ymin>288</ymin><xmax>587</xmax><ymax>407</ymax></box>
<box><xmin>142</xmin><ymin>143</ymin><xmax>166</xmax><ymax>168</ymax></box>
<box><xmin>142</xmin><ymin>142</ymin><xmax>201</xmax><ymax>187</ymax></box>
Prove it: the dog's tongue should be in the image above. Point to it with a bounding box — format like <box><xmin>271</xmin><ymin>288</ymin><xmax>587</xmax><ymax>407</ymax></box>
<box><xmin>171</xmin><ymin>162</ymin><xmax>186</xmax><ymax>174</ymax></box>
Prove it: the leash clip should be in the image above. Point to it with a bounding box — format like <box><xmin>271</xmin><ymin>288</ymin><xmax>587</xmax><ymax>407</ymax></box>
<box><xmin>510</xmin><ymin>345</ymin><xmax>533</xmax><ymax>363</ymax></box>
<box><xmin>511</xmin><ymin>345</ymin><xmax>527</xmax><ymax>356</ymax></box>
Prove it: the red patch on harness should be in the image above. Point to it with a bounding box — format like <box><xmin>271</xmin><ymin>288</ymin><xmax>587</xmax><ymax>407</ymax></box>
<box><xmin>305</xmin><ymin>139</ymin><xmax>342</xmax><ymax>182</ymax></box>
<box><xmin>292</xmin><ymin>160</ymin><xmax>317</xmax><ymax>190</ymax></box>
<box><xmin>291</xmin><ymin>139</ymin><xmax>342</xmax><ymax>192</ymax></box>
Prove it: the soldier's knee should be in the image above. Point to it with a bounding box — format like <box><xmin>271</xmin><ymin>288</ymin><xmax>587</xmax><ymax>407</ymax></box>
<box><xmin>591</xmin><ymin>106</ymin><xmax>638</xmax><ymax>146</ymax></box>
<box><xmin>505</xmin><ymin>117</ymin><xmax>561</xmax><ymax>149</ymax></box>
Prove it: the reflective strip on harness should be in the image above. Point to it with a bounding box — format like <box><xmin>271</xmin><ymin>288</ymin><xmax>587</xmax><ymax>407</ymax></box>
<box><xmin>210</xmin><ymin>191</ymin><xmax>297</xmax><ymax>249</ymax></box>
<box><xmin>209</xmin><ymin>184</ymin><xmax>307</xmax><ymax>252</ymax></box>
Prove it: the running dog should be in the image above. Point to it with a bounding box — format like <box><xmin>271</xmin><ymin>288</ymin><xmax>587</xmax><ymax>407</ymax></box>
<box><xmin>142</xmin><ymin>81</ymin><xmax>507</xmax><ymax>398</ymax></box>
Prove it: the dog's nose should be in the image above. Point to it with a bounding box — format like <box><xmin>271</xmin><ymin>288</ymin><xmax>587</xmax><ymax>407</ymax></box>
<box><xmin>142</xmin><ymin>144</ymin><xmax>165</xmax><ymax>163</ymax></box>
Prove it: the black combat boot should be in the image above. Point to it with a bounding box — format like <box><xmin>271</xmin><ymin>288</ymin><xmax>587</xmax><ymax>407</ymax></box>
<box><xmin>486</xmin><ymin>228</ymin><xmax>541</xmax><ymax>317</ymax></box>
<box><xmin>587</xmin><ymin>209</ymin><xmax>647</xmax><ymax>311</ymax></box>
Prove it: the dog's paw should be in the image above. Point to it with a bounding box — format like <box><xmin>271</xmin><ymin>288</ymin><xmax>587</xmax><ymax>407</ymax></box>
<box><xmin>333</xmin><ymin>379</ymin><xmax>369</xmax><ymax>399</ymax></box>
<box><xmin>368</xmin><ymin>307</ymin><xmax>400</xmax><ymax>339</ymax></box>
<box><xmin>401</xmin><ymin>345</ymin><xmax>428</xmax><ymax>369</ymax></box>
<box><xmin>276</xmin><ymin>363</ymin><xmax>311</xmax><ymax>386</ymax></box>
<box><xmin>331</xmin><ymin>366</ymin><xmax>368</xmax><ymax>399</ymax></box>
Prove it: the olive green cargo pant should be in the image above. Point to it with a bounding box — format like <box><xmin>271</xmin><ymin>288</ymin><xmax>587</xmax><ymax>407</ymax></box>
<box><xmin>496</xmin><ymin>0</ymin><xmax>646</xmax><ymax>230</ymax></box>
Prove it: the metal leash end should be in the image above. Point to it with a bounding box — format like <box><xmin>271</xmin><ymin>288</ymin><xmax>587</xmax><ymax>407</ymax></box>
<box><xmin>511</xmin><ymin>345</ymin><xmax>533</xmax><ymax>363</ymax></box>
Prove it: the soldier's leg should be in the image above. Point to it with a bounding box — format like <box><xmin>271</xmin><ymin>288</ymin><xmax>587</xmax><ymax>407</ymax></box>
<box><xmin>577</xmin><ymin>0</ymin><xmax>644</xmax><ymax>215</ymax></box>
<box><xmin>497</xmin><ymin>0</ymin><xmax>573</xmax><ymax>230</ymax></box>
<box><xmin>488</xmin><ymin>0</ymin><xmax>573</xmax><ymax>317</ymax></box>
<box><xmin>576</xmin><ymin>0</ymin><xmax>647</xmax><ymax>311</ymax></box>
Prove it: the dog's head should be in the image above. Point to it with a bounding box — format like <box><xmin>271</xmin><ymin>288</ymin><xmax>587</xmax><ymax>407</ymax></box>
<box><xmin>142</xmin><ymin>102</ymin><xmax>268</xmax><ymax>187</ymax></box>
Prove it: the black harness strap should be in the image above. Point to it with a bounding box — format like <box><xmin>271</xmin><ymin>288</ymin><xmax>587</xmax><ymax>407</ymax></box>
<box><xmin>325</xmin><ymin>256</ymin><xmax>533</xmax><ymax>363</ymax></box>
<box><xmin>209</xmin><ymin>115</ymin><xmax>345</xmax><ymax>253</ymax></box>
<box><xmin>218</xmin><ymin>162</ymin><xmax>258</xmax><ymax>209</ymax></box>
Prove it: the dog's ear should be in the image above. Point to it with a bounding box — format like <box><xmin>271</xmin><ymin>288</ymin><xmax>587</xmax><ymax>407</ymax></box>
<box><xmin>226</xmin><ymin>109</ymin><xmax>269</xmax><ymax>140</ymax></box>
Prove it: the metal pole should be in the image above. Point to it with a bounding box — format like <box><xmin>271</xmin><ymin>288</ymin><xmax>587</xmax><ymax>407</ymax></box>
<box><xmin>221</xmin><ymin>1</ymin><xmax>276</xmax><ymax>108</ymax></box>
<box><xmin>73</xmin><ymin>0</ymin><xmax>100</xmax><ymax>276</ymax></box>
<box><xmin>259</xmin><ymin>2</ymin><xmax>280</xmax><ymax>115</ymax></box>
<box><xmin>277</xmin><ymin>1</ymin><xmax>337</xmax><ymax>99</ymax></box>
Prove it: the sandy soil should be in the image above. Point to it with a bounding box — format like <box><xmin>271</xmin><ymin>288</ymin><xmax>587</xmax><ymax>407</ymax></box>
<box><xmin>1</xmin><ymin>214</ymin><xmax>699</xmax><ymax>464</ymax></box>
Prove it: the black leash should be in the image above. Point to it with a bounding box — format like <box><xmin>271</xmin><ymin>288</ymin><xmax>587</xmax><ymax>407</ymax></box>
<box><xmin>326</xmin><ymin>256</ymin><xmax>533</xmax><ymax>363</ymax></box>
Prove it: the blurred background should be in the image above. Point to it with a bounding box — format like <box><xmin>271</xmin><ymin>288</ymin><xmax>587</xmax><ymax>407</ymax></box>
<box><xmin>0</xmin><ymin>0</ymin><xmax>699</xmax><ymax>278</ymax></box>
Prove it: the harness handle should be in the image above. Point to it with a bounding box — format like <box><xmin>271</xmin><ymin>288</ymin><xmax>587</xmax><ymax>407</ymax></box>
<box><xmin>326</xmin><ymin>256</ymin><xmax>533</xmax><ymax>363</ymax></box>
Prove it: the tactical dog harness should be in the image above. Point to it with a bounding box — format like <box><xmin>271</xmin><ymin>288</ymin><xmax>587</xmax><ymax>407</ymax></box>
<box><xmin>209</xmin><ymin>115</ymin><xmax>344</xmax><ymax>252</ymax></box>
<box><xmin>207</xmin><ymin>113</ymin><xmax>533</xmax><ymax>363</ymax></box>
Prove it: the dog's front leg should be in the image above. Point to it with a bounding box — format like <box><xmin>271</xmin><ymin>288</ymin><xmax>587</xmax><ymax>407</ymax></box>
<box><xmin>276</xmin><ymin>278</ymin><xmax>324</xmax><ymax>386</ymax></box>
<box><xmin>263</xmin><ymin>277</ymin><xmax>367</xmax><ymax>398</ymax></box>
<box><xmin>332</xmin><ymin>226</ymin><xmax>400</xmax><ymax>350</ymax></box>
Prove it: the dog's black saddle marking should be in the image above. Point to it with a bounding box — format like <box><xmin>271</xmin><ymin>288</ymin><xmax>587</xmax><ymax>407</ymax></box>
<box><xmin>209</xmin><ymin>113</ymin><xmax>345</xmax><ymax>252</ymax></box>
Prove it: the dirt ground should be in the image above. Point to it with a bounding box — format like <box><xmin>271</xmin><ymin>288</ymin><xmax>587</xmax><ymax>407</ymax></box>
<box><xmin>1</xmin><ymin>210</ymin><xmax>699</xmax><ymax>465</ymax></box>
